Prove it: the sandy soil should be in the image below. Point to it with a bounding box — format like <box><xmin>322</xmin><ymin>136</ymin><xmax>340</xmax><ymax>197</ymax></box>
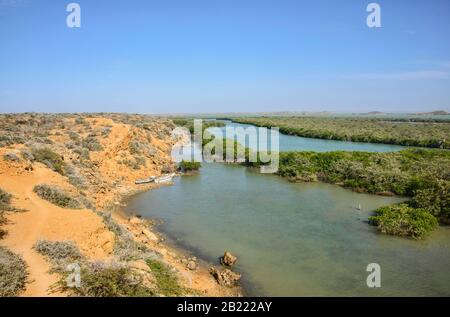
<box><xmin>0</xmin><ymin>165</ymin><xmax>114</xmax><ymax>296</ymax></box>
<box><xmin>0</xmin><ymin>115</ymin><xmax>237</xmax><ymax>297</ymax></box>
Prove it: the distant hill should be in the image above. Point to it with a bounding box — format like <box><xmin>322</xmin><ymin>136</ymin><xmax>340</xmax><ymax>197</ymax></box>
<box><xmin>363</xmin><ymin>111</ymin><xmax>385</xmax><ymax>115</ymax></box>
<box><xmin>412</xmin><ymin>110</ymin><xmax>449</xmax><ymax>116</ymax></box>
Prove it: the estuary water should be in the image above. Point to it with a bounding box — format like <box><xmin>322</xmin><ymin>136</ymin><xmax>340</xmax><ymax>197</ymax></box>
<box><xmin>124</xmin><ymin>122</ymin><xmax>450</xmax><ymax>296</ymax></box>
<box><xmin>213</xmin><ymin>120</ymin><xmax>406</xmax><ymax>152</ymax></box>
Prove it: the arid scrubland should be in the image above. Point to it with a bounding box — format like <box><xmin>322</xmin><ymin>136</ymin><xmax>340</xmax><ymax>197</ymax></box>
<box><xmin>0</xmin><ymin>113</ymin><xmax>236</xmax><ymax>297</ymax></box>
<box><xmin>230</xmin><ymin>116</ymin><xmax>450</xmax><ymax>149</ymax></box>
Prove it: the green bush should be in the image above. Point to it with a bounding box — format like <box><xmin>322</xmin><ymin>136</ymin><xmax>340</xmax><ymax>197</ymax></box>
<box><xmin>33</xmin><ymin>184</ymin><xmax>81</xmax><ymax>209</ymax></box>
<box><xmin>74</xmin><ymin>117</ymin><xmax>86</xmax><ymax>125</ymax></box>
<box><xmin>231</xmin><ymin>117</ymin><xmax>450</xmax><ymax>149</ymax></box>
<box><xmin>129</xmin><ymin>140</ymin><xmax>143</xmax><ymax>155</ymax></box>
<box><xmin>20</xmin><ymin>149</ymin><xmax>34</xmax><ymax>161</ymax></box>
<box><xmin>369</xmin><ymin>204</ymin><xmax>438</xmax><ymax>239</ymax></box>
<box><xmin>0</xmin><ymin>133</ymin><xmax>26</xmax><ymax>147</ymax></box>
<box><xmin>68</xmin><ymin>131</ymin><xmax>81</xmax><ymax>143</ymax></box>
<box><xmin>0</xmin><ymin>246</ymin><xmax>27</xmax><ymax>296</ymax></box>
<box><xmin>71</xmin><ymin>263</ymin><xmax>155</xmax><ymax>297</ymax></box>
<box><xmin>0</xmin><ymin>188</ymin><xmax>12</xmax><ymax>211</ymax></box>
<box><xmin>98</xmin><ymin>212</ymin><xmax>158</xmax><ymax>261</ymax></box>
<box><xmin>178</xmin><ymin>160</ymin><xmax>201</xmax><ymax>171</ymax></box>
<box><xmin>259</xmin><ymin>149</ymin><xmax>450</xmax><ymax>238</ymax></box>
<box><xmin>0</xmin><ymin>188</ymin><xmax>12</xmax><ymax>239</ymax></box>
<box><xmin>146</xmin><ymin>259</ymin><xmax>185</xmax><ymax>296</ymax></box>
<box><xmin>73</xmin><ymin>146</ymin><xmax>90</xmax><ymax>161</ymax></box>
<box><xmin>82</xmin><ymin>136</ymin><xmax>103</xmax><ymax>151</ymax></box>
<box><xmin>274</xmin><ymin>149</ymin><xmax>450</xmax><ymax>216</ymax></box>
<box><xmin>31</xmin><ymin>147</ymin><xmax>66</xmax><ymax>175</ymax></box>
<box><xmin>35</xmin><ymin>237</ymin><xmax>157</xmax><ymax>297</ymax></box>
<box><xmin>68</xmin><ymin>173</ymin><xmax>88</xmax><ymax>190</ymax></box>
<box><xmin>118</xmin><ymin>157</ymin><xmax>146</xmax><ymax>170</ymax></box>
<box><xmin>411</xmin><ymin>180</ymin><xmax>450</xmax><ymax>219</ymax></box>
<box><xmin>34</xmin><ymin>240</ymin><xmax>83</xmax><ymax>271</ymax></box>
<box><xmin>0</xmin><ymin>187</ymin><xmax>22</xmax><ymax>213</ymax></box>
<box><xmin>3</xmin><ymin>152</ymin><xmax>21</xmax><ymax>162</ymax></box>
<box><xmin>172</xmin><ymin>118</ymin><xmax>225</xmax><ymax>135</ymax></box>
<box><xmin>0</xmin><ymin>211</ymin><xmax>6</xmax><ymax>239</ymax></box>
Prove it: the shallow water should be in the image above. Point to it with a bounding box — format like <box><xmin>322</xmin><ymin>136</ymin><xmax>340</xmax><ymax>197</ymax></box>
<box><xmin>125</xmin><ymin>122</ymin><xmax>449</xmax><ymax>296</ymax></box>
<box><xmin>212</xmin><ymin>120</ymin><xmax>406</xmax><ymax>152</ymax></box>
<box><xmin>126</xmin><ymin>163</ymin><xmax>450</xmax><ymax>296</ymax></box>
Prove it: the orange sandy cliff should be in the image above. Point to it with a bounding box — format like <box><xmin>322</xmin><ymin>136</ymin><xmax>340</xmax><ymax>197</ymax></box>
<box><xmin>0</xmin><ymin>113</ymin><xmax>237</xmax><ymax>297</ymax></box>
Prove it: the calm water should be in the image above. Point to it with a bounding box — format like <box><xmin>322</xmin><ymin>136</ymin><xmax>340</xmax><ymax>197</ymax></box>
<box><xmin>124</xmin><ymin>123</ymin><xmax>450</xmax><ymax>296</ymax></box>
<box><xmin>212</xmin><ymin>120</ymin><xmax>406</xmax><ymax>152</ymax></box>
<box><xmin>126</xmin><ymin>164</ymin><xmax>450</xmax><ymax>296</ymax></box>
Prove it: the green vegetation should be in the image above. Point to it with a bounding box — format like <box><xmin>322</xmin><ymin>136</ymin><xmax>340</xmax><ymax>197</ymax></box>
<box><xmin>3</xmin><ymin>152</ymin><xmax>21</xmax><ymax>162</ymax></box>
<box><xmin>97</xmin><ymin>213</ymin><xmax>187</xmax><ymax>296</ymax></box>
<box><xmin>0</xmin><ymin>134</ymin><xmax>26</xmax><ymax>147</ymax></box>
<box><xmin>35</xmin><ymin>222</ymin><xmax>187</xmax><ymax>297</ymax></box>
<box><xmin>31</xmin><ymin>147</ymin><xmax>66</xmax><ymax>175</ymax></box>
<box><xmin>230</xmin><ymin>117</ymin><xmax>450</xmax><ymax>149</ymax></box>
<box><xmin>146</xmin><ymin>259</ymin><xmax>185</xmax><ymax>296</ymax></box>
<box><xmin>118</xmin><ymin>155</ymin><xmax>146</xmax><ymax>170</ymax></box>
<box><xmin>1</xmin><ymin>188</ymin><xmax>24</xmax><ymax>239</ymax></box>
<box><xmin>34</xmin><ymin>240</ymin><xmax>83</xmax><ymax>272</ymax></box>
<box><xmin>1</xmin><ymin>190</ymin><xmax>9</xmax><ymax>238</ymax></box>
<box><xmin>201</xmin><ymin>132</ymin><xmax>252</xmax><ymax>163</ymax></box>
<box><xmin>0</xmin><ymin>216</ymin><xmax>6</xmax><ymax>239</ymax></box>
<box><xmin>0</xmin><ymin>246</ymin><xmax>27</xmax><ymax>297</ymax></box>
<box><xmin>98</xmin><ymin>211</ymin><xmax>159</xmax><ymax>262</ymax></box>
<box><xmin>172</xmin><ymin>118</ymin><xmax>225</xmax><ymax>135</ymax></box>
<box><xmin>129</xmin><ymin>139</ymin><xmax>157</xmax><ymax>157</ymax></box>
<box><xmin>369</xmin><ymin>204</ymin><xmax>438</xmax><ymax>239</ymax></box>
<box><xmin>159</xmin><ymin>116</ymin><xmax>450</xmax><ymax>239</ymax></box>
<box><xmin>411</xmin><ymin>179</ymin><xmax>449</xmax><ymax>219</ymax></box>
<box><xmin>246</xmin><ymin>148</ymin><xmax>449</xmax><ymax>238</ymax></box>
<box><xmin>0</xmin><ymin>187</ymin><xmax>12</xmax><ymax>211</ymax></box>
<box><xmin>34</xmin><ymin>239</ymin><xmax>156</xmax><ymax>297</ymax></box>
<box><xmin>173</xmin><ymin>118</ymin><xmax>250</xmax><ymax>163</ymax></box>
<box><xmin>72</xmin><ymin>264</ymin><xmax>156</xmax><ymax>297</ymax></box>
<box><xmin>81</xmin><ymin>136</ymin><xmax>103</xmax><ymax>151</ymax></box>
<box><xmin>98</xmin><ymin>212</ymin><xmax>158</xmax><ymax>261</ymax></box>
<box><xmin>178</xmin><ymin>160</ymin><xmax>201</xmax><ymax>171</ymax></box>
<box><xmin>275</xmin><ymin>149</ymin><xmax>449</xmax><ymax>211</ymax></box>
<box><xmin>33</xmin><ymin>184</ymin><xmax>81</xmax><ymax>209</ymax></box>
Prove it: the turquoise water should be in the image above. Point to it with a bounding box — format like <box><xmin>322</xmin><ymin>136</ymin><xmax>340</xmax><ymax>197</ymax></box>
<box><xmin>124</xmin><ymin>123</ymin><xmax>450</xmax><ymax>296</ymax></box>
<box><xmin>212</xmin><ymin>120</ymin><xmax>406</xmax><ymax>152</ymax></box>
<box><xmin>126</xmin><ymin>164</ymin><xmax>450</xmax><ymax>296</ymax></box>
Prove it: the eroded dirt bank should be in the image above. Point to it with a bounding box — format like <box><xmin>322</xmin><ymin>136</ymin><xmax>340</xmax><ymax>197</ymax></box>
<box><xmin>0</xmin><ymin>113</ymin><xmax>239</xmax><ymax>297</ymax></box>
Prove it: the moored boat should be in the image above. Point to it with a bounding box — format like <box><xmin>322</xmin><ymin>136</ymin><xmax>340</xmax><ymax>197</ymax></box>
<box><xmin>155</xmin><ymin>173</ymin><xmax>176</xmax><ymax>184</ymax></box>
<box><xmin>135</xmin><ymin>176</ymin><xmax>156</xmax><ymax>184</ymax></box>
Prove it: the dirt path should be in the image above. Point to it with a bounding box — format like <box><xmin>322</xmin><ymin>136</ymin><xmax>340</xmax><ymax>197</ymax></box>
<box><xmin>1</xmin><ymin>169</ymin><xmax>62</xmax><ymax>296</ymax></box>
<box><xmin>0</xmin><ymin>167</ymin><xmax>113</xmax><ymax>296</ymax></box>
<box><xmin>0</xmin><ymin>116</ymin><xmax>236</xmax><ymax>297</ymax></box>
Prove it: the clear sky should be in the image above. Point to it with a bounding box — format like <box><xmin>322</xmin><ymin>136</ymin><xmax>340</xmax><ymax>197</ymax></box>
<box><xmin>1</xmin><ymin>0</ymin><xmax>449</xmax><ymax>114</ymax></box>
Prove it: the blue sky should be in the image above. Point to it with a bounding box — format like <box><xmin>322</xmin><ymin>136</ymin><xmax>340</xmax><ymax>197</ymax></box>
<box><xmin>0</xmin><ymin>0</ymin><xmax>449</xmax><ymax>114</ymax></box>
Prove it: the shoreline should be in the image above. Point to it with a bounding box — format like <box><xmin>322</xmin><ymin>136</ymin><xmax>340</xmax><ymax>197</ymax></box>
<box><xmin>0</xmin><ymin>114</ymin><xmax>243</xmax><ymax>296</ymax></box>
<box><xmin>114</xmin><ymin>178</ymin><xmax>243</xmax><ymax>297</ymax></box>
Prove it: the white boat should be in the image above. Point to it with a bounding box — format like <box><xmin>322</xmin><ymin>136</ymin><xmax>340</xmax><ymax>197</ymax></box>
<box><xmin>135</xmin><ymin>176</ymin><xmax>156</xmax><ymax>184</ymax></box>
<box><xmin>155</xmin><ymin>173</ymin><xmax>175</xmax><ymax>184</ymax></box>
